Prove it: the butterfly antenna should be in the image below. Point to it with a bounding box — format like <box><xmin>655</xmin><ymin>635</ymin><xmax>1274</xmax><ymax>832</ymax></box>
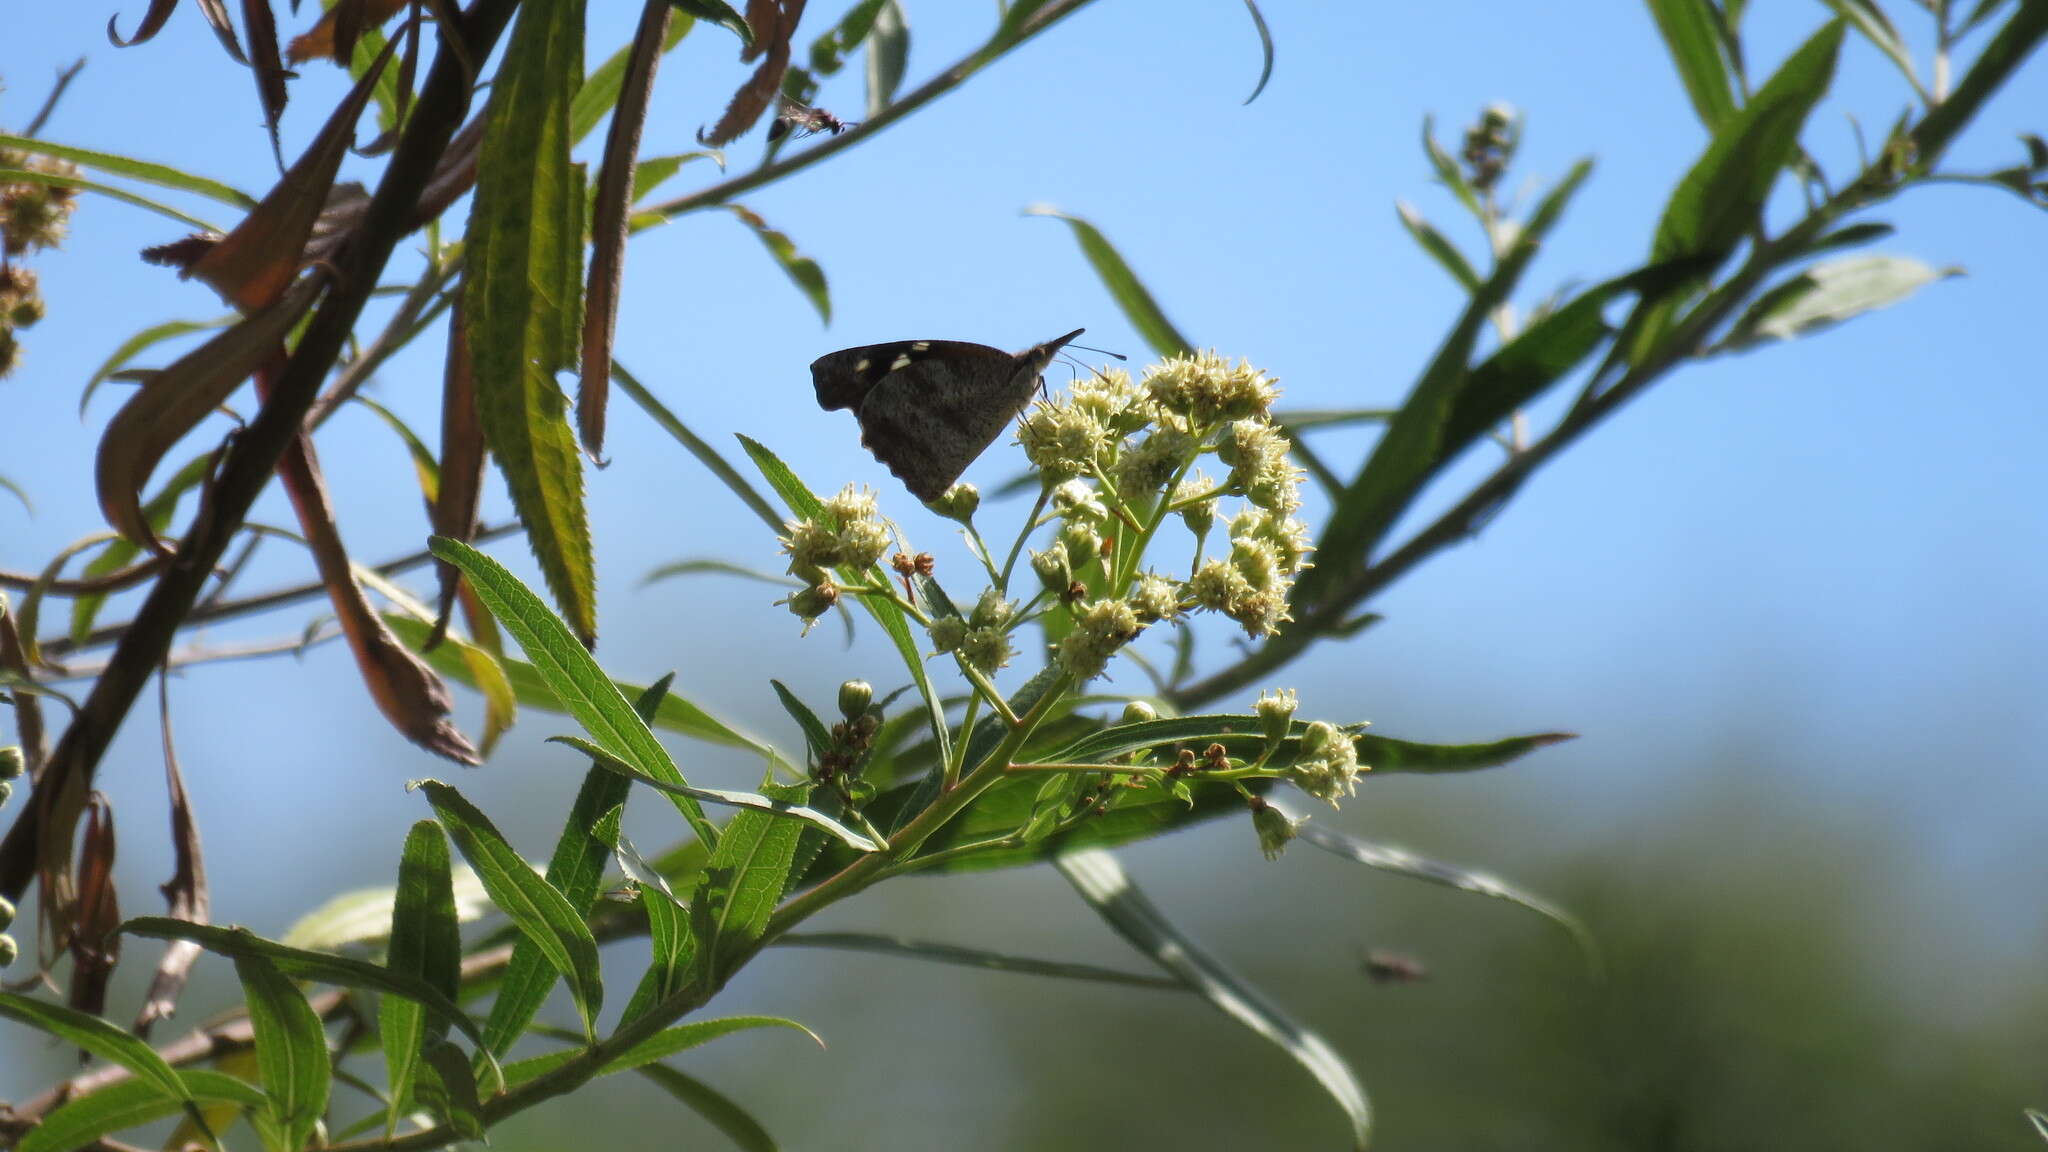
<box><xmin>1067</xmin><ymin>341</ymin><xmax>1127</xmax><ymax>361</ymax></box>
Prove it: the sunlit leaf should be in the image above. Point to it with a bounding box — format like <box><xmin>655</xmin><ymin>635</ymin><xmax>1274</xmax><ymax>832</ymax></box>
<box><xmin>1025</xmin><ymin>205</ymin><xmax>1192</xmax><ymax>358</ymax></box>
<box><xmin>0</xmin><ymin>134</ymin><xmax>257</xmax><ymax>208</ymax></box>
<box><xmin>16</xmin><ymin>1069</ymin><xmax>264</xmax><ymax>1152</ymax></box>
<box><xmin>234</xmin><ymin>953</ymin><xmax>330</xmax><ymax>1152</ymax></box>
<box><xmin>380</xmin><ymin>820</ymin><xmax>459</xmax><ymax>1130</ymax></box>
<box><xmin>1647</xmin><ymin>0</ymin><xmax>1739</xmax><ymax>129</ymax></box>
<box><xmin>863</xmin><ymin>0</ymin><xmax>908</xmax><ymax>115</ymax></box>
<box><xmin>1721</xmin><ymin>254</ymin><xmax>1959</xmax><ymax>350</ymax></box>
<box><xmin>0</xmin><ymin>993</ymin><xmax>198</xmax><ymax>1118</ymax></box>
<box><xmin>724</xmin><ymin>204</ymin><xmax>830</xmax><ymax>323</ymax></box>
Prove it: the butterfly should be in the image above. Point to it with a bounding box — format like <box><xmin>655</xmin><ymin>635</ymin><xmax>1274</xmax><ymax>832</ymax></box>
<box><xmin>811</xmin><ymin>329</ymin><xmax>1085</xmax><ymax>502</ymax></box>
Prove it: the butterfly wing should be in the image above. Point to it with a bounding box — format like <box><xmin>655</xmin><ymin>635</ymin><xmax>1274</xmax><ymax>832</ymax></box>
<box><xmin>810</xmin><ymin>340</ymin><xmax>998</xmax><ymax>412</ymax></box>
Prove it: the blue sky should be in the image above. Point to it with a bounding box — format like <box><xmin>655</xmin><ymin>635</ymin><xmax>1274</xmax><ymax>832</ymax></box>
<box><xmin>4</xmin><ymin>1</ymin><xmax>2046</xmax><ymax>1143</ymax></box>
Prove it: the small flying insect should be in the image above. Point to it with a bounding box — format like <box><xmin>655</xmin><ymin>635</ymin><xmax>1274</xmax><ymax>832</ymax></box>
<box><xmin>769</xmin><ymin>96</ymin><xmax>857</xmax><ymax>143</ymax></box>
<box><xmin>1361</xmin><ymin>949</ymin><xmax>1429</xmax><ymax>985</ymax></box>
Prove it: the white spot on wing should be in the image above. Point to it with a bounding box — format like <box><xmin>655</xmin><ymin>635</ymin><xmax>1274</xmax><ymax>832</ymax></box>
<box><xmin>888</xmin><ymin>354</ymin><xmax>914</xmax><ymax>371</ymax></box>
<box><xmin>853</xmin><ymin>358</ymin><xmax>870</xmax><ymax>373</ymax></box>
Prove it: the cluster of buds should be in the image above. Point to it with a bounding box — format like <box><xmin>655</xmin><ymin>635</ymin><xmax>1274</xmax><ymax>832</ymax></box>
<box><xmin>0</xmin><ymin>141</ymin><xmax>78</xmax><ymax>379</ymax></box>
<box><xmin>1460</xmin><ymin>102</ymin><xmax>1520</xmax><ymax>194</ymax></box>
<box><xmin>930</xmin><ymin>587</ymin><xmax>1016</xmax><ymax>676</ymax></box>
<box><xmin>0</xmin><ymin>744</ymin><xmax>19</xmax><ymax>967</ymax></box>
<box><xmin>814</xmin><ymin>680</ymin><xmax>881</xmax><ymax>805</ymax></box>
<box><xmin>778</xmin><ymin>485</ymin><xmax>893</xmax><ymax>630</ymax></box>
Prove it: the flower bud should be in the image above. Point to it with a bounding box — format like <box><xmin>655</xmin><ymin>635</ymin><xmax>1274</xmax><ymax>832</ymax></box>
<box><xmin>1255</xmin><ymin>688</ymin><xmax>1297</xmax><ymax>757</ymax></box>
<box><xmin>1058</xmin><ymin>521</ymin><xmax>1103</xmax><ymax>571</ymax></box>
<box><xmin>1121</xmin><ymin>700</ymin><xmax>1158</xmax><ymax>725</ymax></box>
<box><xmin>928</xmin><ymin>615</ymin><xmax>967</xmax><ymax>653</ymax></box>
<box><xmin>1030</xmin><ymin>547</ymin><xmax>1070</xmax><ymax>594</ymax></box>
<box><xmin>0</xmin><ymin>745</ymin><xmax>22</xmax><ymax>780</ymax></box>
<box><xmin>928</xmin><ymin>483</ymin><xmax>980</xmax><ymax>522</ymax></box>
<box><xmin>1249</xmin><ymin>797</ymin><xmax>1303</xmax><ymax>861</ymax></box>
<box><xmin>0</xmin><ymin>933</ymin><xmax>15</xmax><ymax>968</ymax></box>
<box><xmin>0</xmin><ymin>896</ymin><xmax>13</xmax><ymax>931</ymax></box>
<box><xmin>784</xmin><ymin>583</ymin><xmax>840</xmax><ymax>626</ymax></box>
<box><xmin>837</xmin><ymin>679</ymin><xmax>873</xmax><ymax>721</ymax></box>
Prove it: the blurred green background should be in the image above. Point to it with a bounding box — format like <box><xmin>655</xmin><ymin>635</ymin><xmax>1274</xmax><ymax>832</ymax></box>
<box><xmin>4</xmin><ymin>2</ymin><xmax>2046</xmax><ymax>1148</ymax></box>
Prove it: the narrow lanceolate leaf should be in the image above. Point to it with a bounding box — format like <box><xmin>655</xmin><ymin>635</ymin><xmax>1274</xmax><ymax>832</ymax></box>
<box><xmin>120</xmin><ymin>918</ymin><xmax>492</xmax><ymax>1055</ymax></box>
<box><xmin>1652</xmin><ymin>21</ymin><xmax>1844</xmax><ymax>267</ymax></box>
<box><xmin>612</xmin><ymin>362</ymin><xmax>783</xmax><ymax>531</ymax></box>
<box><xmin>425</xmin><ymin>540</ymin><xmax>719</xmax><ymax>846</ymax></box>
<box><xmin>382</xmin><ymin>821</ymin><xmax>460</xmax><ymax>1130</ymax></box>
<box><xmin>502</xmin><ymin>1016</ymin><xmax>821</xmax><ymax>1085</ymax></box>
<box><xmin>1277</xmin><ymin>806</ymin><xmax>1596</xmax><ymax>961</ymax></box>
<box><xmin>95</xmin><ymin>278</ymin><xmax>322</xmax><ymax>553</ymax></box>
<box><xmin>430</xmin><ymin>295</ymin><xmax>487</xmax><ymax>648</ymax></box>
<box><xmin>0</xmin><ymin>165</ymin><xmax>222</xmax><ymax>233</ymax></box>
<box><xmin>693</xmin><ymin>782</ymin><xmax>815</xmax><ymax>986</ymax></box>
<box><xmin>1721</xmin><ymin>255</ymin><xmax>1960</xmax><ymax>351</ymax></box>
<box><xmin>552</xmin><ymin>735</ymin><xmax>882</xmax><ymax>851</ymax></box>
<box><xmin>238</xmin><ymin>0</ymin><xmax>291</xmax><ymax>159</ymax></box>
<box><xmin>635</xmin><ymin>1065</ymin><xmax>778</xmax><ymax>1152</ymax></box>
<box><xmin>482</xmin><ymin>678</ymin><xmax>665</xmax><ymax>1056</ymax></box>
<box><xmin>234</xmin><ymin>953</ymin><xmax>331</xmax><ymax>1152</ymax></box>
<box><xmin>573</xmin><ymin>12</ymin><xmax>695</xmax><ymax>144</ymax></box>
<box><xmin>622</xmin><ymin>880</ymin><xmax>696</xmax><ymax>1023</ymax></box>
<box><xmin>1237</xmin><ymin>0</ymin><xmax>1275</xmax><ymax>104</ymax></box>
<box><xmin>1057</xmin><ymin>850</ymin><xmax>1372</xmax><ymax>1150</ymax></box>
<box><xmin>464</xmin><ymin>0</ymin><xmax>597</xmax><ymax>644</ymax></box>
<box><xmin>1395</xmin><ymin>201</ymin><xmax>1481</xmax><ymax>292</ymax></box>
<box><xmin>775</xmin><ymin>931</ymin><xmax>1183</xmax><ymax>989</ymax></box>
<box><xmin>863</xmin><ymin>0</ymin><xmax>908</xmax><ymax>115</ymax></box>
<box><xmin>417</xmin><ymin>780</ymin><xmax>604</xmax><ymax>1035</ymax></box>
<box><xmin>1025</xmin><ymin>205</ymin><xmax>1193</xmax><ymax>358</ymax></box>
<box><xmin>0</xmin><ymin>134</ymin><xmax>258</xmax><ymax>208</ymax></box>
<box><xmin>724</xmin><ymin>204</ymin><xmax>831</xmax><ymax>322</ymax></box>
<box><xmin>132</xmin><ymin>679</ymin><xmax>210</xmax><ymax>1039</ymax></box>
<box><xmin>1301</xmin><ymin>160</ymin><xmax>1593</xmax><ymax>605</ymax></box>
<box><xmin>1647</xmin><ymin>0</ymin><xmax>1739</xmax><ymax>130</ymax></box>
<box><xmin>581</xmin><ymin>0</ymin><xmax>675</xmax><ymax>461</ymax></box>
<box><xmin>1820</xmin><ymin>0</ymin><xmax>1918</xmax><ymax>92</ymax></box>
<box><xmin>17</xmin><ymin>1070</ymin><xmax>266</xmax><ymax>1152</ymax></box>
<box><xmin>0</xmin><ymin>993</ymin><xmax>197</xmax><ymax>1116</ymax></box>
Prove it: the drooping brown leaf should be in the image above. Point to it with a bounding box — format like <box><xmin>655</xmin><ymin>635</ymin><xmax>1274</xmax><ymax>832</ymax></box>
<box><xmin>579</xmin><ymin>0</ymin><xmax>673</xmax><ymax>462</ymax></box>
<box><xmin>185</xmin><ymin>35</ymin><xmax>393</xmax><ymax>310</ymax></box>
<box><xmin>140</xmin><ymin>233</ymin><xmax>226</xmax><ymax>273</ymax></box>
<box><xmin>67</xmin><ymin>795</ymin><xmax>122</xmax><ymax>1023</ymax></box>
<box><xmin>697</xmin><ymin>0</ymin><xmax>806</xmax><ymax>146</ymax></box>
<box><xmin>109</xmin><ymin>0</ymin><xmax>251</xmax><ymax>63</ymax></box>
<box><xmin>134</xmin><ymin>673</ymin><xmax>211</xmax><ymax>1039</ymax></box>
<box><xmin>428</xmin><ymin>294</ymin><xmax>485</xmax><ymax>649</ymax></box>
<box><xmin>253</xmin><ymin>352</ymin><xmax>480</xmax><ymax>765</ymax></box>
<box><xmin>242</xmin><ymin>0</ymin><xmax>294</xmax><ymax>158</ymax></box>
<box><xmin>287</xmin><ymin>0</ymin><xmax>408</xmax><ymax>64</ymax></box>
<box><xmin>95</xmin><ymin>276</ymin><xmax>325</xmax><ymax>554</ymax></box>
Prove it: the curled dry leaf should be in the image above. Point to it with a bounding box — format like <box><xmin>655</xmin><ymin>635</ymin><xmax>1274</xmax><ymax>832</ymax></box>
<box><xmin>68</xmin><ymin>795</ymin><xmax>123</xmax><ymax>1020</ymax></box>
<box><xmin>580</xmin><ymin>0</ymin><xmax>674</xmax><ymax>461</ymax></box>
<box><xmin>697</xmin><ymin>0</ymin><xmax>807</xmax><ymax>147</ymax></box>
<box><xmin>241</xmin><ymin>0</ymin><xmax>293</xmax><ymax>156</ymax></box>
<box><xmin>288</xmin><ymin>0</ymin><xmax>410</xmax><ymax>64</ymax></box>
<box><xmin>135</xmin><ymin>674</ymin><xmax>211</xmax><ymax>1038</ymax></box>
<box><xmin>110</xmin><ymin>0</ymin><xmax>250</xmax><ymax>64</ymax></box>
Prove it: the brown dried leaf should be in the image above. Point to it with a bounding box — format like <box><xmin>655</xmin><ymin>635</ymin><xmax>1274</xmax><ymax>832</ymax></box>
<box><xmin>134</xmin><ymin>674</ymin><xmax>210</xmax><ymax>1038</ymax></box>
<box><xmin>95</xmin><ymin>277</ymin><xmax>324</xmax><ymax>554</ymax></box>
<box><xmin>242</xmin><ymin>0</ymin><xmax>293</xmax><ymax>156</ymax></box>
<box><xmin>741</xmin><ymin>0</ymin><xmax>781</xmax><ymax>61</ymax></box>
<box><xmin>428</xmin><ymin>294</ymin><xmax>485</xmax><ymax>649</ymax></box>
<box><xmin>106</xmin><ymin>0</ymin><xmax>182</xmax><ymax>48</ymax></box>
<box><xmin>698</xmin><ymin>0</ymin><xmax>806</xmax><ymax>146</ymax></box>
<box><xmin>254</xmin><ymin>354</ymin><xmax>479</xmax><ymax>765</ymax></box>
<box><xmin>67</xmin><ymin>796</ymin><xmax>122</xmax><ymax>1022</ymax></box>
<box><xmin>580</xmin><ymin>0</ymin><xmax>673</xmax><ymax>462</ymax></box>
<box><xmin>186</xmin><ymin>32</ymin><xmax>393</xmax><ymax>310</ymax></box>
<box><xmin>287</xmin><ymin>0</ymin><xmax>408</xmax><ymax>64</ymax></box>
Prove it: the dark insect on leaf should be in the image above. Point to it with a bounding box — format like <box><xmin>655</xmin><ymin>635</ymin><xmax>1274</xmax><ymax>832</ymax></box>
<box><xmin>767</xmin><ymin>95</ymin><xmax>856</xmax><ymax>142</ymax></box>
<box><xmin>811</xmin><ymin>329</ymin><xmax>1082</xmax><ymax>501</ymax></box>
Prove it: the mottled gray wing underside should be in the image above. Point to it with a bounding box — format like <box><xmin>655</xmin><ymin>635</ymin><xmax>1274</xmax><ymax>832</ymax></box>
<box><xmin>810</xmin><ymin>340</ymin><xmax>1003</xmax><ymax>412</ymax></box>
<box><xmin>855</xmin><ymin>351</ymin><xmax>1039</xmax><ymax>501</ymax></box>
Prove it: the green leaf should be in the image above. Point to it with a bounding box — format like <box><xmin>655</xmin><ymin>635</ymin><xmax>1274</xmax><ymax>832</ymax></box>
<box><xmin>769</xmin><ymin>680</ymin><xmax>832</xmax><ymax>760</ymax></box>
<box><xmin>693</xmin><ymin>782</ymin><xmax>815</xmax><ymax>984</ymax></box>
<box><xmin>482</xmin><ymin>677</ymin><xmax>663</xmax><ymax>1055</ymax></box>
<box><xmin>628</xmin><ymin>151</ymin><xmax>725</xmax><ymax>209</ymax></box>
<box><xmin>1057</xmin><ymin>850</ymin><xmax>1371</xmax><ymax>1150</ymax></box>
<box><xmin>1237</xmin><ymin>0</ymin><xmax>1275</xmax><ymax>104</ymax></box>
<box><xmin>775</xmin><ymin>930</ymin><xmax>1182</xmax><ymax>989</ymax></box>
<box><xmin>0</xmin><ymin>134</ymin><xmax>257</xmax><ymax>208</ymax></box>
<box><xmin>1800</xmin><ymin>220</ymin><xmax>1895</xmax><ymax>257</ymax></box>
<box><xmin>0</xmin><ymin>993</ymin><xmax>198</xmax><ymax>1118</ymax></box>
<box><xmin>280</xmin><ymin>867</ymin><xmax>494</xmax><ymax>951</ymax></box>
<box><xmin>810</xmin><ymin>0</ymin><xmax>887</xmax><ymax>76</ymax></box>
<box><xmin>724</xmin><ymin>204</ymin><xmax>830</xmax><ymax>324</ymax></box>
<box><xmin>17</xmin><ymin>1070</ymin><xmax>265</xmax><ymax>1152</ymax></box>
<box><xmin>738</xmin><ymin>434</ymin><xmax>952</xmax><ymax>771</ymax></box>
<box><xmin>119</xmin><ymin>918</ymin><xmax>493</xmax><ymax>1057</ymax></box>
<box><xmin>1652</xmin><ymin>21</ymin><xmax>1844</xmax><ymax>267</ymax></box>
<box><xmin>1422</xmin><ymin>115</ymin><xmax>1481</xmax><ymax>217</ymax></box>
<box><xmin>503</xmin><ymin>1016</ymin><xmax>820</xmax><ymax>1085</ymax></box>
<box><xmin>611</xmin><ymin>360</ymin><xmax>783</xmax><ymax>531</ymax></box>
<box><xmin>417</xmin><ymin>1038</ymin><xmax>485</xmax><ymax>1141</ymax></box>
<box><xmin>0</xmin><ymin>164</ymin><xmax>223</xmax><ymax>233</ymax></box>
<box><xmin>622</xmin><ymin>880</ymin><xmax>696</xmax><ymax>1023</ymax></box>
<box><xmin>234</xmin><ymin>954</ymin><xmax>331</xmax><ymax>1152</ymax></box>
<box><xmin>1647</xmin><ymin>0</ymin><xmax>1739</xmax><ymax>129</ymax></box>
<box><xmin>573</xmin><ymin>11</ymin><xmax>694</xmax><ymax>144</ymax></box>
<box><xmin>635</xmin><ymin>1065</ymin><xmax>778</xmax><ymax>1152</ymax></box>
<box><xmin>669</xmin><ymin>0</ymin><xmax>753</xmax><ymax>48</ymax></box>
<box><xmin>1820</xmin><ymin>0</ymin><xmax>1919</xmax><ymax>93</ymax></box>
<box><xmin>380</xmin><ymin>821</ymin><xmax>460</xmax><ymax>1130</ymax></box>
<box><xmin>1720</xmin><ymin>254</ymin><xmax>1959</xmax><ymax>350</ymax></box>
<box><xmin>417</xmin><ymin>780</ymin><xmax>605</xmax><ymax>1035</ymax></box>
<box><xmin>1299</xmin><ymin>160</ymin><xmax>1595</xmax><ymax>607</ymax></box>
<box><xmin>0</xmin><ymin>474</ymin><xmax>28</xmax><ymax>514</ymax></box>
<box><xmin>2027</xmin><ymin>1108</ymin><xmax>2048</xmax><ymax>1141</ymax></box>
<box><xmin>864</xmin><ymin>0</ymin><xmax>909</xmax><ymax>116</ymax></box>
<box><xmin>1025</xmin><ymin>206</ymin><xmax>1193</xmax><ymax>358</ymax></box>
<box><xmin>463</xmin><ymin>0</ymin><xmax>597</xmax><ymax>644</ymax></box>
<box><xmin>1395</xmin><ymin>201</ymin><xmax>1481</xmax><ymax>292</ymax></box>
<box><xmin>552</xmin><ymin>735</ymin><xmax>882</xmax><ymax>851</ymax></box>
<box><xmin>426</xmin><ymin>539</ymin><xmax>718</xmax><ymax>845</ymax></box>
<box><xmin>1281</xmin><ymin>806</ymin><xmax>1596</xmax><ymax>962</ymax></box>
<box><xmin>387</xmin><ymin>610</ymin><xmax>773</xmax><ymax>761</ymax></box>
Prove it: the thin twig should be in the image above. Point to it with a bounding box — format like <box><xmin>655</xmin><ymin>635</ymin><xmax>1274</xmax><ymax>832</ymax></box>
<box><xmin>22</xmin><ymin>58</ymin><xmax>86</xmax><ymax>137</ymax></box>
